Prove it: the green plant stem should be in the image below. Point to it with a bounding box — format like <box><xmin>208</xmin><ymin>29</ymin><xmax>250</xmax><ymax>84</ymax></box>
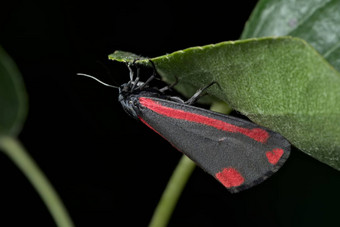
<box><xmin>0</xmin><ymin>136</ymin><xmax>74</xmax><ymax>227</ymax></box>
<box><xmin>148</xmin><ymin>155</ymin><xmax>196</xmax><ymax>227</ymax></box>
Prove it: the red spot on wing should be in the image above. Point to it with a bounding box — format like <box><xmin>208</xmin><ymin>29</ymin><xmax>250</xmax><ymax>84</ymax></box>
<box><xmin>215</xmin><ymin>167</ymin><xmax>245</xmax><ymax>188</ymax></box>
<box><xmin>139</xmin><ymin>97</ymin><xmax>269</xmax><ymax>143</ymax></box>
<box><xmin>266</xmin><ymin>148</ymin><xmax>284</xmax><ymax>164</ymax></box>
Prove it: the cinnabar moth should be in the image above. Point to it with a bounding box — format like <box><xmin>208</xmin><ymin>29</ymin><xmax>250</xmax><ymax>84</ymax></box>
<box><xmin>78</xmin><ymin>61</ymin><xmax>290</xmax><ymax>193</ymax></box>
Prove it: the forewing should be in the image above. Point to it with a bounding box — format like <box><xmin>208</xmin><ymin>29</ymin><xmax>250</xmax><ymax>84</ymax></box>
<box><xmin>137</xmin><ymin>97</ymin><xmax>290</xmax><ymax>193</ymax></box>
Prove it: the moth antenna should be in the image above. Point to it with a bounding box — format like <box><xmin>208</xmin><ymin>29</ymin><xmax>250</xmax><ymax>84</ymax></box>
<box><xmin>77</xmin><ymin>73</ymin><xmax>118</xmax><ymax>89</ymax></box>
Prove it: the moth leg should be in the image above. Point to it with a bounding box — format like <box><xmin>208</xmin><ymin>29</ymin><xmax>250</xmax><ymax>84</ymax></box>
<box><xmin>159</xmin><ymin>76</ymin><xmax>179</xmax><ymax>93</ymax></box>
<box><xmin>137</xmin><ymin>60</ymin><xmax>157</xmax><ymax>90</ymax></box>
<box><xmin>185</xmin><ymin>81</ymin><xmax>217</xmax><ymax>105</ymax></box>
<box><xmin>168</xmin><ymin>96</ymin><xmax>185</xmax><ymax>103</ymax></box>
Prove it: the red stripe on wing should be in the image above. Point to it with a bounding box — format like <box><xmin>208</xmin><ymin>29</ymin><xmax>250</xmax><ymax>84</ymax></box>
<box><xmin>139</xmin><ymin>97</ymin><xmax>269</xmax><ymax>143</ymax></box>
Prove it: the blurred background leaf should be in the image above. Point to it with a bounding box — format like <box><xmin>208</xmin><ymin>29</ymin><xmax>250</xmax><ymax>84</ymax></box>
<box><xmin>241</xmin><ymin>0</ymin><xmax>340</xmax><ymax>71</ymax></box>
<box><xmin>0</xmin><ymin>46</ymin><xmax>28</xmax><ymax>136</ymax></box>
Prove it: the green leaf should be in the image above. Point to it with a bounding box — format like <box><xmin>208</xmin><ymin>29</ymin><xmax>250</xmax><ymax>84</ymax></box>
<box><xmin>109</xmin><ymin>50</ymin><xmax>148</xmax><ymax>62</ymax></box>
<box><xmin>241</xmin><ymin>0</ymin><xmax>340</xmax><ymax>71</ymax></box>
<box><xmin>0</xmin><ymin>46</ymin><xmax>28</xmax><ymax>136</ymax></box>
<box><xmin>109</xmin><ymin>36</ymin><xmax>340</xmax><ymax>170</ymax></box>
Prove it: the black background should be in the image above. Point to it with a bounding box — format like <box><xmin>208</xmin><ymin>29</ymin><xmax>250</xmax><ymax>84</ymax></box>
<box><xmin>1</xmin><ymin>1</ymin><xmax>340</xmax><ymax>226</ymax></box>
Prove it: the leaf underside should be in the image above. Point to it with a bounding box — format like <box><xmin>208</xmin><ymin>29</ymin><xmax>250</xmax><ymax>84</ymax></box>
<box><xmin>109</xmin><ymin>36</ymin><xmax>340</xmax><ymax>170</ymax></box>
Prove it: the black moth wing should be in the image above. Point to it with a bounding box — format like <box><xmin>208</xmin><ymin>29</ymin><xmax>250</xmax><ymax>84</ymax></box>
<box><xmin>136</xmin><ymin>96</ymin><xmax>290</xmax><ymax>193</ymax></box>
